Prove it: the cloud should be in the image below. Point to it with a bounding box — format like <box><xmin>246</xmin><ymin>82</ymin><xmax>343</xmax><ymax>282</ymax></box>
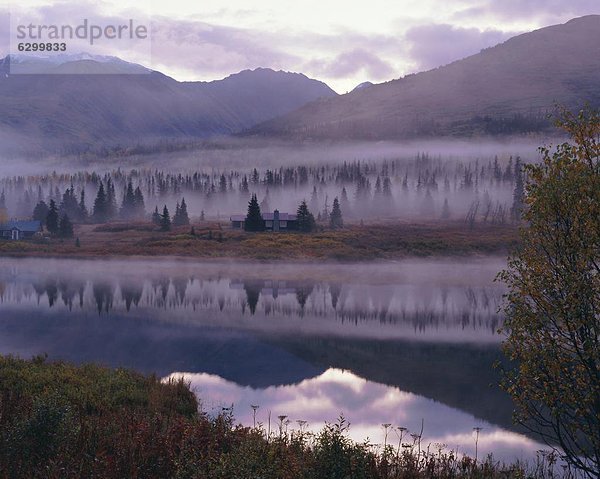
<box><xmin>168</xmin><ymin>368</ymin><xmax>545</xmax><ymax>462</ymax></box>
<box><xmin>3</xmin><ymin>0</ymin><xmax>594</xmax><ymax>92</ymax></box>
<box><xmin>304</xmin><ymin>48</ymin><xmax>396</xmax><ymax>81</ymax></box>
<box><xmin>150</xmin><ymin>18</ymin><xmax>301</xmax><ymax>80</ymax></box>
<box><xmin>404</xmin><ymin>24</ymin><xmax>516</xmax><ymax>71</ymax></box>
<box><xmin>0</xmin><ymin>9</ymin><xmax>9</xmax><ymax>55</ymax></box>
<box><xmin>455</xmin><ymin>0</ymin><xmax>599</xmax><ymax>25</ymax></box>
<box><xmin>148</xmin><ymin>18</ymin><xmax>407</xmax><ymax>90</ymax></box>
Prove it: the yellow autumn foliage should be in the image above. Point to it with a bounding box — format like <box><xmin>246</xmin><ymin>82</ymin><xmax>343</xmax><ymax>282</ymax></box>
<box><xmin>500</xmin><ymin>107</ymin><xmax>600</xmax><ymax>477</ymax></box>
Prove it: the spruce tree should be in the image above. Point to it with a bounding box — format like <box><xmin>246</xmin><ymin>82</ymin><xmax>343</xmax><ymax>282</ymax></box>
<box><xmin>329</xmin><ymin>197</ymin><xmax>343</xmax><ymax>229</ymax></box>
<box><xmin>92</xmin><ymin>182</ymin><xmax>108</xmax><ymax>223</ymax></box>
<box><xmin>60</xmin><ymin>185</ymin><xmax>79</xmax><ymax>220</ymax></box>
<box><xmin>151</xmin><ymin>206</ymin><xmax>161</xmax><ymax>226</ymax></box>
<box><xmin>244</xmin><ymin>194</ymin><xmax>264</xmax><ymax>231</ymax></box>
<box><xmin>106</xmin><ymin>178</ymin><xmax>117</xmax><ymax>221</ymax></box>
<box><xmin>79</xmin><ymin>189</ymin><xmax>88</xmax><ymax>222</ymax></box>
<box><xmin>46</xmin><ymin>199</ymin><xmax>59</xmax><ymax>235</ymax></box>
<box><xmin>296</xmin><ymin>200</ymin><xmax>316</xmax><ymax>232</ymax></box>
<box><xmin>173</xmin><ymin>201</ymin><xmax>181</xmax><ymax>225</ymax></box>
<box><xmin>120</xmin><ymin>181</ymin><xmax>136</xmax><ymax>219</ymax></box>
<box><xmin>59</xmin><ymin>214</ymin><xmax>74</xmax><ymax>238</ymax></box>
<box><xmin>340</xmin><ymin>187</ymin><xmax>350</xmax><ymax>216</ymax></box>
<box><xmin>33</xmin><ymin>201</ymin><xmax>49</xmax><ymax>223</ymax></box>
<box><xmin>174</xmin><ymin>197</ymin><xmax>190</xmax><ymax>226</ymax></box>
<box><xmin>160</xmin><ymin>205</ymin><xmax>171</xmax><ymax>231</ymax></box>
<box><xmin>133</xmin><ymin>186</ymin><xmax>145</xmax><ymax>218</ymax></box>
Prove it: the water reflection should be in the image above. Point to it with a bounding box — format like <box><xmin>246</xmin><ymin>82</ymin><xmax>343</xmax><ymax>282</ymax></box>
<box><xmin>0</xmin><ymin>258</ymin><xmax>505</xmax><ymax>342</ymax></box>
<box><xmin>0</xmin><ymin>257</ymin><xmax>544</xmax><ymax>462</ymax></box>
<box><xmin>168</xmin><ymin>368</ymin><xmax>543</xmax><ymax>463</ymax></box>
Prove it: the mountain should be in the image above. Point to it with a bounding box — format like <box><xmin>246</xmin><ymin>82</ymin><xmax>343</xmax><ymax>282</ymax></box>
<box><xmin>194</xmin><ymin>68</ymin><xmax>339</xmax><ymax>131</ymax></box>
<box><xmin>7</xmin><ymin>53</ymin><xmax>151</xmax><ymax>74</ymax></box>
<box><xmin>352</xmin><ymin>81</ymin><xmax>374</xmax><ymax>92</ymax></box>
<box><xmin>250</xmin><ymin>15</ymin><xmax>600</xmax><ymax>139</ymax></box>
<box><xmin>0</xmin><ymin>56</ymin><xmax>336</xmax><ymax>153</ymax></box>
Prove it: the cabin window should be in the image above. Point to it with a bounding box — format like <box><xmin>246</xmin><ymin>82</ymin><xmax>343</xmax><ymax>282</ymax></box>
<box><xmin>280</xmin><ymin>221</ymin><xmax>287</xmax><ymax>227</ymax></box>
<box><xmin>266</xmin><ymin>221</ymin><xmax>273</xmax><ymax>227</ymax></box>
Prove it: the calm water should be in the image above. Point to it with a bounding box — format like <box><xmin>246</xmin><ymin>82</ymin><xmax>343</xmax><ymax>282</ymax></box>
<box><xmin>0</xmin><ymin>257</ymin><xmax>547</xmax><ymax>462</ymax></box>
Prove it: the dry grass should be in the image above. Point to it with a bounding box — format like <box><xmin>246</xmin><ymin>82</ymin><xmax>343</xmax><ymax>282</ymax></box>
<box><xmin>0</xmin><ymin>220</ymin><xmax>519</xmax><ymax>261</ymax></box>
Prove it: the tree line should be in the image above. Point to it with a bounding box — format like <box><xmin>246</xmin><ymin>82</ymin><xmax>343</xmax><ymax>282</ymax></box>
<box><xmin>0</xmin><ymin>154</ymin><xmax>523</xmax><ymax>226</ymax></box>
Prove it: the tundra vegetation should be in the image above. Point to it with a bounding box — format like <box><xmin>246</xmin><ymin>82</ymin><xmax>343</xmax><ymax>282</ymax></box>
<box><xmin>0</xmin><ymin>355</ymin><xmax>565</xmax><ymax>479</ymax></box>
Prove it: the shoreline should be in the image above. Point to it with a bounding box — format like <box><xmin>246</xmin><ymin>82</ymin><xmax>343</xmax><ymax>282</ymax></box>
<box><xmin>0</xmin><ymin>221</ymin><xmax>519</xmax><ymax>262</ymax></box>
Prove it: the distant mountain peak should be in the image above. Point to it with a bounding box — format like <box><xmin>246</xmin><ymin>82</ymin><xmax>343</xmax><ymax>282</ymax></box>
<box><xmin>3</xmin><ymin>53</ymin><xmax>151</xmax><ymax>74</ymax></box>
<box><xmin>0</xmin><ymin>55</ymin><xmax>337</xmax><ymax>154</ymax></box>
<box><xmin>8</xmin><ymin>52</ymin><xmax>124</xmax><ymax>64</ymax></box>
<box><xmin>210</xmin><ymin>67</ymin><xmax>323</xmax><ymax>85</ymax></box>
<box><xmin>565</xmin><ymin>13</ymin><xmax>600</xmax><ymax>24</ymax></box>
<box><xmin>352</xmin><ymin>81</ymin><xmax>374</xmax><ymax>92</ymax></box>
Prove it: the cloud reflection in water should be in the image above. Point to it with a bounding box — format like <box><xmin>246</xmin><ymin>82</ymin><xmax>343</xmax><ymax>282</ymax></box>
<box><xmin>168</xmin><ymin>368</ymin><xmax>545</xmax><ymax>463</ymax></box>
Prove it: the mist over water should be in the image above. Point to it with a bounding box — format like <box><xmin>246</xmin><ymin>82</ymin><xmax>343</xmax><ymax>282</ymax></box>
<box><xmin>0</xmin><ymin>257</ymin><xmax>505</xmax><ymax>341</ymax></box>
<box><xmin>0</xmin><ymin>256</ymin><xmax>551</xmax><ymax>462</ymax></box>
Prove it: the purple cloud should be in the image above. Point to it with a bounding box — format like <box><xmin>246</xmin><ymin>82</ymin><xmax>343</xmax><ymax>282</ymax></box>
<box><xmin>304</xmin><ymin>48</ymin><xmax>396</xmax><ymax>80</ymax></box>
<box><xmin>150</xmin><ymin>18</ymin><xmax>300</xmax><ymax>78</ymax></box>
<box><xmin>456</xmin><ymin>0</ymin><xmax>599</xmax><ymax>24</ymax></box>
<box><xmin>405</xmin><ymin>24</ymin><xmax>516</xmax><ymax>71</ymax></box>
<box><xmin>0</xmin><ymin>9</ymin><xmax>10</xmax><ymax>55</ymax></box>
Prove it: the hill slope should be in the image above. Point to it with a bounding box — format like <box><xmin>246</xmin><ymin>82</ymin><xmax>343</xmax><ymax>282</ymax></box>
<box><xmin>0</xmin><ymin>56</ymin><xmax>336</xmax><ymax>153</ymax></box>
<box><xmin>250</xmin><ymin>15</ymin><xmax>600</xmax><ymax>139</ymax></box>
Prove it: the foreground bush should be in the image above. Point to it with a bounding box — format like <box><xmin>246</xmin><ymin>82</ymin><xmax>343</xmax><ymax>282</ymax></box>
<box><xmin>0</xmin><ymin>356</ymin><xmax>564</xmax><ymax>478</ymax></box>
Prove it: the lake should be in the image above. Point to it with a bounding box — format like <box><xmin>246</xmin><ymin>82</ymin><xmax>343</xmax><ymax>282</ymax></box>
<box><xmin>0</xmin><ymin>257</ymin><xmax>547</xmax><ymax>463</ymax></box>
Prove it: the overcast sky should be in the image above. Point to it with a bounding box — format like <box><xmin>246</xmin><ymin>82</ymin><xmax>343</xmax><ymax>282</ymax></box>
<box><xmin>2</xmin><ymin>0</ymin><xmax>598</xmax><ymax>92</ymax></box>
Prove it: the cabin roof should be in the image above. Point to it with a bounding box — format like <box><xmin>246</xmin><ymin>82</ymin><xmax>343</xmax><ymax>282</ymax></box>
<box><xmin>0</xmin><ymin>220</ymin><xmax>42</xmax><ymax>232</ymax></box>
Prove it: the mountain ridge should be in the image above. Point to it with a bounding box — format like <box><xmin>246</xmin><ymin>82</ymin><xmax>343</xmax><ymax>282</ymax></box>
<box><xmin>2</xmin><ymin>15</ymin><xmax>600</xmax><ymax>153</ymax></box>
<box><xmin>248</xmin><ymin>15</ymin><xmax>600</xmax><ymax>140</ymax></box>
<box><xmin>0</xmin><ymin>56</ymin><xmax>337</xmax><ymax>153</ymax></box>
